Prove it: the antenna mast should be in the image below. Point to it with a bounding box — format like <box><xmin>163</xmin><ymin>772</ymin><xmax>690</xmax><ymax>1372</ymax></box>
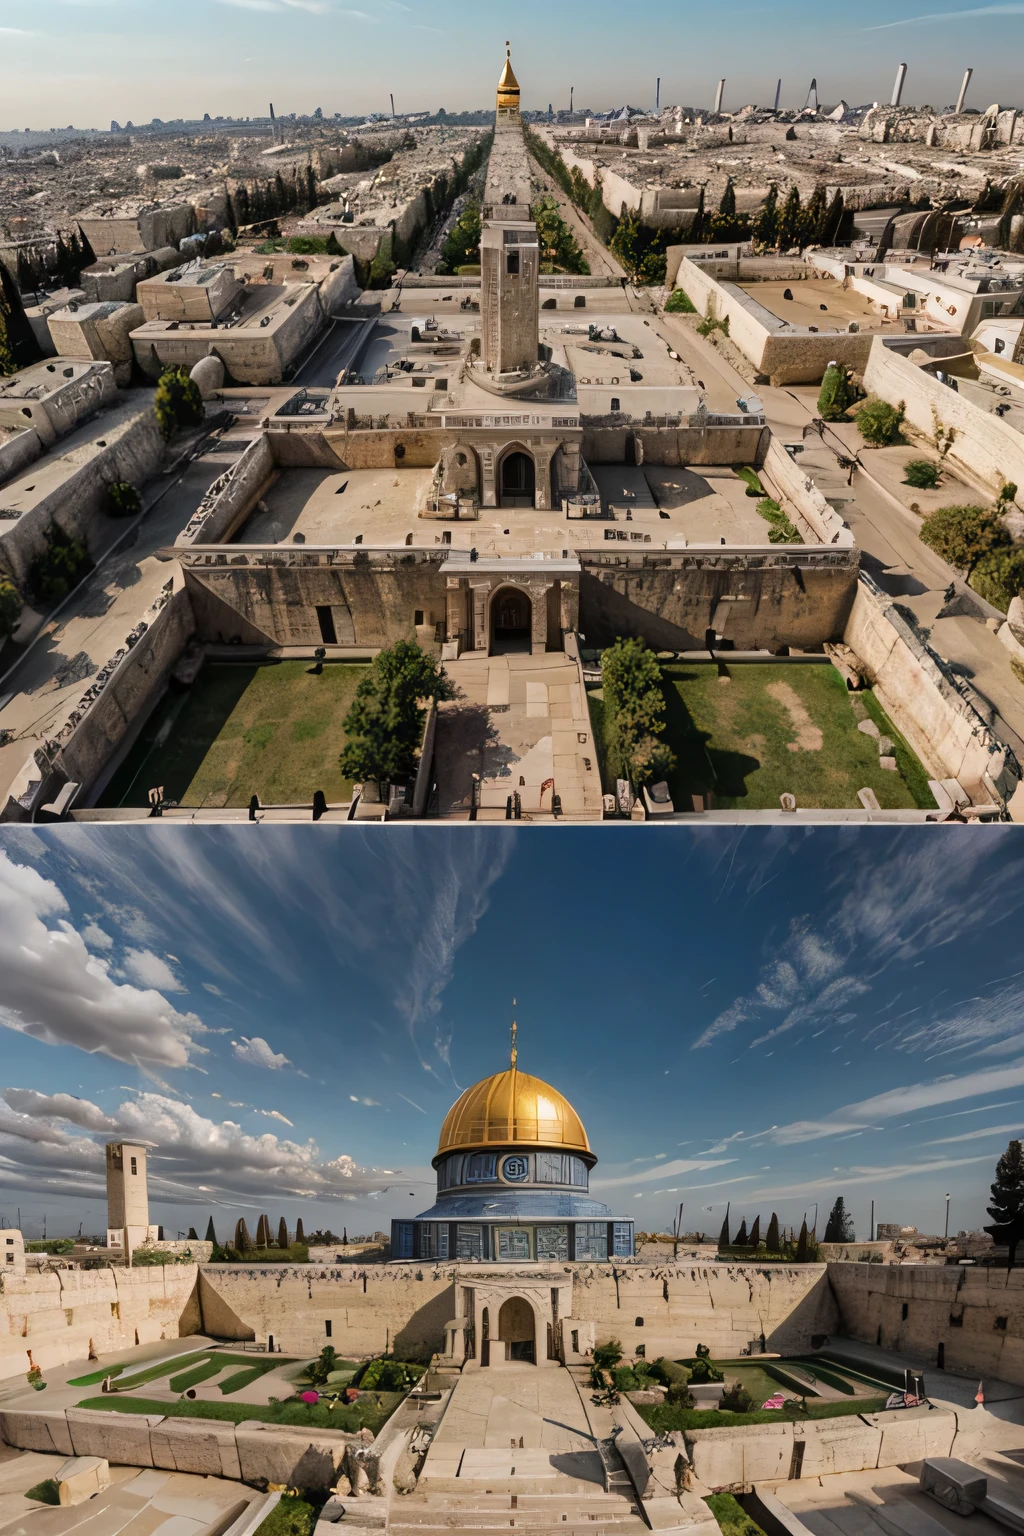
<box><xmin>510</xmin><ymin>998</ymin><xmax>518</xmax><ymax>1069</ymax></box>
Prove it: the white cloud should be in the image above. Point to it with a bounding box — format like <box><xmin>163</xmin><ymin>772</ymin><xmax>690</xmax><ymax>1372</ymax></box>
<box><xmin>748</xmin><ymin>1154</ymin><xmax>994</xmax><ymax>1202</ymax></box>
<box><xmin>81</xmin><ymin>922</ymin><xmax>114</xmax><ymax>950</ymax></box>
<box><xmin>122</xmin><ymin>948</ymin><xmax>185</xmax><ymax>993</ymax></box>
<box><xmin>864</xmin><ymin>2</ymin><xmax>1024</xmax><ymax>26</ymax></box>
<box><xmin>592</xmin><ymin>1157</ymin><xmax>734</xmax><ymax>1191</ymax></box>
<box><xmin>232</xmin><ymin>1036</ymin><xmax>291</xmax><ymax>1070</ymax></box>
<box><xmin>0</xmin><ymin>850</ymin><xmax>208</xmax><ymax>1069</ymax></box>
<box><xmin>0</xmin><ymin>1089</ymin><xmax>395</xmax><ymax>1205</ymax></box>
<box><xmin>203</xmin><ymin>983</ymin><xmax>226</xmax><ymax>997</ymax></box>
<box><xmin>768</xmin><ymin>1060</ymin><xmax>1024</xmax><ymax>1144</ymax></box>
<box><xmin>259</xmin><ymin>1109</ymin><xmax>294</xmax><ymax>1126</ymax></box>
<box><xmin>923</xmin><ymin>1122</ymin><xmax>1024</xmax><ymax>1147</ymax></box>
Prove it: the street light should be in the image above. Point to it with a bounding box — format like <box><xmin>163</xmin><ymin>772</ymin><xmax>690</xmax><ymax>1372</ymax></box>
<box><xmin>944</xmin><ymin>1192</ymin><xmax>951</xmax><ymax>1240</ymax></box>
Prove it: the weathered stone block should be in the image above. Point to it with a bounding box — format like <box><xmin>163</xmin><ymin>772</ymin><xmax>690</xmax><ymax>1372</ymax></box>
<box><xmin>55</xmin><ymin>1455</ymin><xmax>110</xmax><ymax>1504</ymax></box>
<box><xmin>920</xmin><ymin>1456</ymin><xmax>988</xmax><ymax>1515</ymax></box>
<box><xmin>0</xmin><ymin>1408</ymin><xmax>74</xmax><ymax>1456</ymax></box>
<box><xmin>66</xmin><ymin>1408</ymin><xmax>162</xmax><ymax>1466</ymax></box>
<box><xmin>150</xmin><ymin>1416</ymin><xmax>242</xmax><ymax>1479</ymax></box>
<box><xmin>235</xmin><ymin>1424</ymin><xmax>353</xmax><ymax>1490</ymax></box>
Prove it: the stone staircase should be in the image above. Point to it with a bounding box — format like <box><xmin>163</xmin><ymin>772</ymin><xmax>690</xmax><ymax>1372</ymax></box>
<box><xmin>389</xmin><ymin>1486</ymin><xmax>649</xmax><ymax>1534</ymax></box>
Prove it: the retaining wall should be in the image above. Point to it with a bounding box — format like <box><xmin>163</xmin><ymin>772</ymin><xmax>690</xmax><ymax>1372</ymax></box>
<box><xmin>178</xmin><ymin>435</ymin><xmax>277</xmax><ymax>546</ymax></box>
<box><xmin>861</xmin><ymin>336</ymin><xmax>1024</xmax><ymax>497</ymax></box>
<box><xmin>760</xmin><ymin>438</ymin><xmax>855</xmax><ymax>548</ymax></box>
<box><xmin>0</xmin><ymin>427</ymin><xmax>42</xmax><ymax>487</ymax></box>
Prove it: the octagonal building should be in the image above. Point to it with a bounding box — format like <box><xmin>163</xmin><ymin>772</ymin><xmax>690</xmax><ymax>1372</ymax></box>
<box><xmin>392</xmin><ymin>1055</ymin><xmax>634</xmax><ymax>1263</ymax></box>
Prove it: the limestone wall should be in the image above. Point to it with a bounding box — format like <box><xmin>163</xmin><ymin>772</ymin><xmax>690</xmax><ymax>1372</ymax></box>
<box><xmin>0</xmin><ymin>401</ymin><xmax>165</xmax><ymax>589</ymax></box>
<box><xmin>760</xmin><ymin>438</ymin><xmax>855</xmax><ymax>548</ymax></box>
<box><xmin>0</xmin><ymin>1264</ymin><xmax>200</xmax><ymax>1383</ymax></box>
<box><xmin>843</xmin><ymin>575</ymin><xmax>1021</xmax><ymax>805</ymax></box>
<box><xmin>177</xmin><ymin>435</ymin><xmax>277</xmax><ymax>546</ymax></box>
<box><xmin>578</xmin><ymin>549</ymin><xmax>859</xmax><ymax>652</ymax></box>
<box><xmin>829</xmin><ymin>1262</ymin><xmax>1024</xmax><ymax>1383</ymax></box>
<box><xmin>581</xmin><ymin>421</ymin><xmax>769</xmax><ymax>468</ymax></box>
<box><xmin>861</xmin><ymin>337</ymin><xmax>1024</xmax><ymax>497</ymax></box>
<box><xmin>0</xmin><ymin>427</ymin><xmax>42</xmax><ymax>488</ymax></box>
<box><xmin>318</xmin><ymin>256</ymin><xmax>361</xmax><ymax>315</ymax></box>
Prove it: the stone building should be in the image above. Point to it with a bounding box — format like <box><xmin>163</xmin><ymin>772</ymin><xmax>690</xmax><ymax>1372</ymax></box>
<box><xmin>105</xmin><ymin>1142</ymin><xmax>159</xmax><ymax>1253</ymax></box>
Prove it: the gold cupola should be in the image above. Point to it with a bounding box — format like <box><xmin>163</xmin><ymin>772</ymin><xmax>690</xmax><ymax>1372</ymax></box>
<box><xmin>435</xmin><ymin>1019</ymin><xmax>591</xmax><ymax>1162</ymax></box>
<box><xmin>496</xmin><ymin>41</ymin><xmax>521</xmax><ymax>117</ymax></box>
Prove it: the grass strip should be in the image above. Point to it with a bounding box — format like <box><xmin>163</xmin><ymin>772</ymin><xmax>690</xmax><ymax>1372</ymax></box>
<box><xmin>68</xmin><ymin>1364</ymin><xmax>125</xmax><ymax>1387</ymax></box>
<box><xmin>169</xmin><ymin>1358</ymin><xmax>223</xmax><ymax>1393</ymax></box>
<box><xmin>26</xmin><ymin>1482</ymin><xmax>60</xmax><ymax>1506</ymax></box>
<box><xmin>636</xmin><ymin>1393</ymin><xmax>888</xmax><ymax>1432</ymax></box>
<box><xmin>860</xmin><ymin>690</ymin><xmax>937</xmax><ymax>809</ymax></box>
<box><xmin>705</xmin><ymin>1493</ymin><xmax>769</xmax><ymax>1536</ymax></box>
<box><xmin>255</xmin><ymin>1496</ymin><xmax>319</xmax><ymax>1536</ymax></box>
<box><xmin>76</xmin><ymin>1392</ymin><xmax>401</xmax><ymax>1435</ymax></box>
<box><xmin>218</xmin><ymin>1367</ymin><xmax>265</xmax><ymax>1395</ymax></box>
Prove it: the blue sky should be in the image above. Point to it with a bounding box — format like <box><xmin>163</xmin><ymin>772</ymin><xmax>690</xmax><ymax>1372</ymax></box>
<box><xmin>1</xmin><ymin>825</ymin><xmax>1023</xmax><ymax>1245</ymax></box>
<box><xmin>0</xmin><ymin>0</ymin><xmax>1020</xmax><ymax>132</ymax></box>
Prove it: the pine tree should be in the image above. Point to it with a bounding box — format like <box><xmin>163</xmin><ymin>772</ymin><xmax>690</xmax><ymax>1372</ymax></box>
<box><xmin>717</xmin><ymin>1209</ymin><xmax>730</xmax><ymax>1248</ymax></box>
<box><xmin>278</xmin><ymin>1217</ymin><xmax>289</xmax><ymax>1248</ymax></box>
<box><xmin>766</xmin><ymin>1213</ymin><xmax>781</xmax><ymax>1252</ymax></box>
<box><xmin>296</xmin><ymin>1217</ymin><xmax>305</xmax><ymax>1243</ymax></box>
<box><xmin>748</xmin><ymin>1215</ymin><xmax>761</xmax><ymax>1249</ymax></box>
<box><xmin>823</xmin><ymin>1196</ymin><xmax>855</xmax><ymax>1244</ymax></box>
<box><xmin>235</xmin><ymin>1218</ymin><xmax>252</xmax><ymax>1253</ymax></box>
<box><xmin>205</xmin><ymin>1216</ymin><xmax>217</xmax><ymax>1244</ymax></box>
<box><xmin>777</xmin><ymin>186</ymin><xmax>803</xmax><ymax>250</ymax></box>
<box><xmin>735</xmin><ymin>1219</ymin><xmax>748</xmax><ymax>1247</ymax></box>
<box><xmin>796</xmin><ymin>1219</ymin><xmax>809</xmax><ymax>1262</ymax></box>
<box><xmin>985</xmin><ymin>1139</ymin><xmax>1024</xmax><ymax>1269</ymax></box>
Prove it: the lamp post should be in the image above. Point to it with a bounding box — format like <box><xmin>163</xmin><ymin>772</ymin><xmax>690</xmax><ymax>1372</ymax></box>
<box><xmin>944</xmin><ymin>1192</ymin><xmax>951</xmax><ymax>1240</ymax></box>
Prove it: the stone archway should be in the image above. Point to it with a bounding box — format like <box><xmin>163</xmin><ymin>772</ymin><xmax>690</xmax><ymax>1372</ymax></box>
<box><xmin>490</xmin><ymin>584</ymin><xmax>532</xmax><ymax>656</ymax></box>
<box><xmin>498</xmin><ymin>447</ymin><xmax>536</xmax><ymax>508</ymax></box>
<box><xmin>497</xmin><ymin>1296</ymin><xmax>536</xmax><ymax>1364</ymax></box>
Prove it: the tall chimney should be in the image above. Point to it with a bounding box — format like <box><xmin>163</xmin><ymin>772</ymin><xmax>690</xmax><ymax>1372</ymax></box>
<box><xmin>773</xmin><ymin>79</ymin><xmax>782</xmax><ymax>113</ymax></box>
<box><xmin>656</xmin><ymin>77</ymin><xmax>661</xmax><ymax>112</ymax></box>
<box><xmin>570</xmin><ymin>85</ymin><xmax>574</xmax><ymax>115</ymax></box>
<box><xmin>891</xmin><ymin>62</ymin><xmax>908</xmax><ymax>108</ymax></box>
<box><xmin>714</xmin><ymin>79</ymin><xmax>725</xmax><ymax>114</ymax></box>
<box><xmin>956</xmin><ymin>67</ymin><xmax>973</xmax><ymax>113</ymax></box>
<box><xmin>390</xmin><ymin>92</ymin><xmax>396</xmax><ymax>118</ymax></box>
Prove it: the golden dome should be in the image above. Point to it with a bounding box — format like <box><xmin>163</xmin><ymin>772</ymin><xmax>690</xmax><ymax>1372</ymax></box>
<box><xmin>437</xmin><ymin>1068</ymin><xmax>590</xmax><ymax>1159</ymax></box>
<box><xmin>497</xmin><ymin>43</ymin><xmax>520</xmax><ymax>112</ymax></box>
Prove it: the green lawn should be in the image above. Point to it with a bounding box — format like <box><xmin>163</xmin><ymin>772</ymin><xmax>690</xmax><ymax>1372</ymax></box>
<box><xmin>653</xmin><ymin>662</ymin><xmax>932</xmax><ymax>810</ymax></box>
<box><xmin>99</xmin><ymin>661</ymin><xmax>370</xmax><ymax>809</ymax></box>
<box><xmin>76</xmin><ymin>1391</ymin><xmax>401</xmax><ymax>1435</ymax></box>
<box><xmin>635</xmin><ymin>1393</ymin><xmax>889</xmax><ymax>1433</ymax></box>
<box><xmin>85</xmin><ymin>1350</ymin><xmax>298</xmax><ymax>1397</ymax></box>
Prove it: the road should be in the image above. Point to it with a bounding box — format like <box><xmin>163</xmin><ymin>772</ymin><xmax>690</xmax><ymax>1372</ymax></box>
<box><xmin>656</xmin><ymin>305</ymin><xmax>1024</xmax><ymax>759</ymax></box>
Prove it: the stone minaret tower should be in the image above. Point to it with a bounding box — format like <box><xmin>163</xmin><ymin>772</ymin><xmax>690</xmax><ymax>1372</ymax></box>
<box><xmin>106</xmin><ymin>1142</ymin><xmax>159</xmax><ymax>1252</ymax></box>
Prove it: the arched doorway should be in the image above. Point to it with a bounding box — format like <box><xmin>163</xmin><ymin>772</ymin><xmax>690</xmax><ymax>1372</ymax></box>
<box><xmin>497</xmin><ymin>1296</ymin><xmax>535</xmax><ymax>1364</ymax></box>
<box><xmin>499</xmin><ymin>450</ymin><xmax>536</xmax><ymax>508</ymax></box>
<box><xmin>490</xmin><ymin>585</ymin><xmax>532</xmax><ymax>655</ymax></box>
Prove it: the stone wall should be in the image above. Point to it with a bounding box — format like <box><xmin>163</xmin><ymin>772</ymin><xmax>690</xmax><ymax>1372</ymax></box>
<box><xmin>828</xmin><ymin>1262</ymin><xmax>1024</xmax><ymax>1383</ymax></box>
<box><xmin>0</xmin><ymin>427</ymin><xmax>42</xmax><ymax>487</ymax></box>
<box><xmin>578</xmin><ymin>548</ymin><xmax>859</xmax><ymax>652</ymax></box>
<box><xmin>177</xmin><ymin>435</ymin><xmax>277</xmax><ymax>546</ymax></box>
<box><xmin>760</xmin><ymin>438</ymin><xmax>855</xmax><ymax>548</ymax></box>
<box><xmin>581</xmin><ymin>421</ymin><xmax>769</xmax><ymax>468</ymax></box>
<box><xmin>0</xmin><ymin>1264</ymin><xmax>200</xmax><ymax>1383</ymax></box>
<box><xmin>861</xmin><ymin>336</ymin><xmax>1024</xmax><ymax>497</ymax></box>
<box><xmin>843</xmin><ymin>574</ymin><xmax>1022</xmax><ymax>807</ymax></box>
<box><xmin>0</xmin><ymin>401</ymin><xmax>165</xmax><ymax>589</ymax></box>
<box><xmin>318</xmin><ymin>256</ymin><xmax>361</xmax><ymax>315</ymax></box>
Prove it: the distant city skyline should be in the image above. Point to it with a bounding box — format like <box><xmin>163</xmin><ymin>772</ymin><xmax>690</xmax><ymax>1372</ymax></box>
<box><xmin>0</xmin><ymin>0</ymin><xmax>1020</xmax><ymax>132</ymax></box>
<box><xmin>1</xmin><ymin>826</ymin><xmax>1023</xmax><ymax>1248</ymax></box>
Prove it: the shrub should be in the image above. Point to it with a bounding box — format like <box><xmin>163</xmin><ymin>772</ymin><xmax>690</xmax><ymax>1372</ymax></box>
<box><xmin>665</xmin><ymin>288</ymin><xmax>696</xmax><ymax>313</ymax></box>
<box><xmin>919</xmin><ymin>503</ymin><xmax>1009</xmax><ymax>574</ymax></box>
<box><xmin>26</xmin><ymin>1482</ymin><xmax>60</xmax><ymax>1506</ymax></box>
<box><xmin>903</xmin><ymin>459</ymin><xmax>941</xmax><ymax>490</ymax></box>
<box><xmin>736</xmin><ymin>466</ymin><xmax>764</xmax><ymax>497</ymax></box>
<box><xmin>0</xmin><ymin>575</ymin><xmax>23</xmax><ymax>640</ymax></box>
<box><xmin>971</xmin><ymin>546</ymin><xmax>1024</xmax><ymax>612</ymax></box>
<box><xmin>719</xmin><ymin>1382</ymin><xmax>754</xmax><ymax>1413</ymax></box>
<box><xmin>601</xmin><ymin>638</ymin><xmax>676</xmax><ymax>787</ymax></box>
<box><xmin>817</xmin><ymin>363</ymin><xmax>855</xmax><ymax>421</ymax></box>
<box><xmin>857</xmin><ymin>396</ymin><xmax>905</xmax><ymax>446</ymax></box>
<box><xmin>28</xmin><ymin>526</ymin><xmax>91</xmax><ymax>605</ymax></box>
<box><xmin>340</xmin><ymin>639</ymin><xmax>456</xmax><ymax>795</ymax></box>
<box><xmin>26</xmin><ymin>1238</ymin><xmax>75</xmax><ymax>1254</ymax></box>
<box><xmin>356</xmin><ymin>1357</ymin><xmax>425</xmax><ymax>1391</ymax></box>
<box><xmin>696</xmin><ymin>312</ymin><xmax>730</xmax><ymax>339</ymax></box>
<box><xmin>998</xmin><ymin>481</ymin><xmax>1019</xmax><ymax>509</ymax></box>
<box><xmin>253</xmin><ymin>1494</ymin><xmax>318</xmax><ymax>1536</ymax></box>
<box><xmin>106</xmin><ymin>481</ymin><xmax>141</xmax><ymax>518</ymax></box>
<box><xmin>756</xmin><ymin>497</ymin><xmax>801</xmax><ymax>544</ymax></box>
<box><xmin>308</xmin><ymin>1345</ymin><xmax>339</xmax><ymax>1385</ymax></box>
<box><xmin>666</xmin><ymin>1382</ymin><xmax>695</xmax><ymax>1408</ymax></box>
<box><xmin>154</xmin><ymin>366</ymin><xmax>204</xmax><ymax>440</ymax></box>
<box><xmin>593</xmin><ymin>1339</ymin><xmax>624</xmax><ymax>1371</ymax></box>
<box><xmin>287</xmin><ymin>235</ymin><xmax>329</xmax><ymax>255</ymax></box>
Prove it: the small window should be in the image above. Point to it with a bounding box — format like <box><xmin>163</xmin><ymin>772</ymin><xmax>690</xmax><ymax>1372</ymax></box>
<box><xmin>901</xmin><ymin>1303</ymin><xmax>909</xmax><ymax>1321</ymax></box>
<box><xmin>996</xmin><ymin>1316</ymin><xmax>1008</xmax><ymax>1331</ymax></box>
<box><xmin>325</xmin><ymin>1319</ymin><xmax>332</xmax><ymax>1337</ymax></box>
<box><xmin>130</xmin><ymin>1156</ymin><xmax>137</xmax><ymax>1175</ymax></box>
<box><xmin>395</xmin><ymin>443</ymin><xmax>406</xmax><ymax>459</ymax></box>
<box><xmin>634</xmin><ymin>1316</ymin><xmax>644</xmax><ymax>1328</ymax></box>
<box><xmin>995</xmin><ymin>338</ymin><xmax>1006</xmax><ymax>354</ymax></box>
<box><xmin>5</xmin><ymin>1254</ymin><xmax>13</xmax><ymax>1264</ymax></box>
<box><xmin>316</xmin><ymin>606</ymin><xmax>337</xmax><ymax>645</ymax></box>
<box><xmin>507</xmin><ymin>250</ymin><xmax>520</xmax><ymax>275</ymax></box>
<box><xmin>610</xmin><ymin>397</ymin><xmax>620</xmax><ymax>412</ymax></box>
<box><xmin>414</xmin><ymin>609</ymin><xmax>425</xmax><ymax>626</ymax></box>
<box><xmin>455</xmin><ymin>452</ymin><xmax>468</xmax><ymax>466</ymax></box>
<box><xmin>571</xmin><ymin>1329</ymin><xmax>579</xmax><ymax>1353</ymax></box>
<box><xmin>5</xmin><ymin>1238</ymin><xmax>12</xmax><ymax>1246</ymax></box>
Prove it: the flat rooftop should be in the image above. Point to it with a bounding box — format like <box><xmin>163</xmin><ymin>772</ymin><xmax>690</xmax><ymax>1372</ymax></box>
<box><xmin>736</xmin><ymin>277</ymin><xmax>902</xmax><ymax>332</ymax></box>
<box><xmin>234</xmin><ymin>463</ymin><xmax>784</xmax><ymax>555</ymax></box>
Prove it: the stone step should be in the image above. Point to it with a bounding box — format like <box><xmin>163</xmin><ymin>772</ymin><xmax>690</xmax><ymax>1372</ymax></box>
<box><xmin>398</xmin><ymin>1493</ymin><xmax>634</xmax><ymax>1511</ymax></box>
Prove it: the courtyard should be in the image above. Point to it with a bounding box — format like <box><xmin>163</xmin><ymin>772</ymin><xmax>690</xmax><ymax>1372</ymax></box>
<box><xmin>735</xmin><ymin>278</ymin><xmax>901</xmax><ymax>333</ymax></box>
<box><xmin>98</xmin><ymin>660</ymin><xmax>369</xmax><ymax>810</ymax></box>
<box><xmin>589</xmin><ymin>660</ymin><xmax>936</xmax><ymax>812</ymax></box>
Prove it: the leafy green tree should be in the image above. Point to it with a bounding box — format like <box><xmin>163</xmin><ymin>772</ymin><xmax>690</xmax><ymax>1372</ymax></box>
<box><xmin>919</xmin><ymin>503</ymin><xmax>1009</xmax><ymax>575</ymax></box>
<box><xmin>154</xmin><ymin>366</ymin><xmax>204</xmax><ymax>440</ymax></box>
<box><xmin>971</xmin><ymin>546</ymin><xmax>1024</xmax><ymax>612</ymax></box>
<box><xmin>817</xmin><ymin>363</ymin><xmax>856</xmax><ymax>421</ymax></box>
<box><xmin>29</xmin><ymin>526</ymin><xmax>90</xmax><ymax>605</ymax></box>
<box><xmin>439</xmin><ymin>201</ymin><xmax>482</xmax><ymax>273</ymax></box>
<box><xmin>856</xmin><ymin>397</ymin><xmax>905</xmax><ymax>446</ymax></box>
<box><xmin>601</xmin><ymin>636</ymin><xmax>676</xmax><ymax>787</ymax></box>
<box><xmin>341</xmin><ymin>639</ymin><xmax>456</xmax><ymax>796</ymax></box>
<box><xmin>765</xmin><ymin>1212</ymin><xmax>781</xmax><ymax>1252</ymax></box>
<box><xmin>986</xmin><ymin>1139</ymin><xmax>1024</xmax><ymax>1269</ymax></box>
<box><xmin>776</xmin><ymin>186</ymin><xmax>803</xmax><ymax>250</ymax></box>
<box><xmin>0</xmin><ymin>576</ymin><xmax>23</xmax><ymax>641</ymax></box>
<box><xmin>823</xmin><ymin>1197</ymin><xmax>855</xmax><ymax>1243</ymax></box>
<box><xmin>532</xmin><ymin>196</ymin><xmax>589</xmax><ymax>275</ymax></box>
<box><xmin>903</xmin><ymin>459</ymin><xmax>941</xmax><ymax>490</ymax></box>
<box><xmin>610</xmin><ymin>207</ymin><xmax>668</xmax><ymax>284</ymax></box>
<box><xmin>751</xmin><ymin>184</ymin><xmax>780</xmax><ymax>251</ymax></box>
<box><xmin>593</xmin><ymin>1339</ymin><xmax>623</xmax><ymax>1370</ymax></box>
<box><xmin>106</xmin><ymin>481</ymin><xmax>141</xmax><ymax>518</ymax></box>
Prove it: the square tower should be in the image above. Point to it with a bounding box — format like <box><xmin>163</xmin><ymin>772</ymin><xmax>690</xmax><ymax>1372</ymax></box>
<box><xmin>481</xmin><ymin>222</ymin><xmax>540</xmax><ymax>376</ymax></box>
<box><xmin>106</xmin><ymin>1142</ymin><xmax>159</xmax><ymax>1251</ymax></box>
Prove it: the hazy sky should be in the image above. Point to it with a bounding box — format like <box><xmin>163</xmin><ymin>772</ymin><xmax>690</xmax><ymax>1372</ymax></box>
<box><xmin>1</xmin><ymin>825</ymin><xmax>1023</xmax><ymax>1246</ymax></box>
<box><xmin>0</xmin><ymin>0</ymin><xmax>1019</xmax><ymax>131</ymax></box>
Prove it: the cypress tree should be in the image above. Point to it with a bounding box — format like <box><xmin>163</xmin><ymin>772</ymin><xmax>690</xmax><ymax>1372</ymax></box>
<box><xmin>295</xmin><ymin>1217</ymin><xmax>305</xmax><ymax>1243</ymax></box>
<box><xmin>777</xmin><ymin>186</ymin><xmax>803</xmax><ymax>250</ymax></box>
<box><xmin>718</xmin><ymin>177</ymin><xmax>736</xmax><ymax>219</ymax></box>
<box><xmin>823</xmin><ymin>1196</ymin><xmax>854</xmax><ymax>1244</ymax></box>
<box><xmin>690</xmin><ymin>184</ymin><xmax>706</xmax><ymax>244</ymax></box>
<box><xmin>735</xmin><ymin>1219</ymin><xmax>748</xmax><ymax>1247</ymax></box>
<box><xmin>766</xmin><ymin>1212</ymin><xmax>781</xmax><ymax>1252</ymax></box>
<box><xmin>796</xmin><ymin>1219</ymin><xmax>809</xmax><ymax>1262</ymax></box>
<box><xmin>278</xmin><ymin>1217</ymin><xmax>289</xmax><ymax>1249</ymax></box>
<box><xmin>752</xmin><ymin>184</ymin><xmax>779</xmax><ymax>250</ymax></box>
<box><xmin>717</xmin><ymin>1209</ymin><xmax>730</xmax><ymax>1248</ymax></box>
<box><xmin>235</xmin><ymin>1218</ymin><xmax>252</xmax><ymax>1253</ymax></box>
<box><xmin>205</xmin><ymin>1216</ymin><xmax>217</xmax><ymax>1244</ymax></box>
<box><xmin>255</xmin><ymin>1214</ymin><xmax>267</xmax><ymax>1246</ymax></box>
<box><xmin>748</xmin><ymin>1215</ymin><xmax>761</xmax><ymax>1249</ymax></box>
<box><xmin>820</xmin><ymin>188</ymin><xmax>845</xmax><ymax>246</ymax></box>
<box><xmin>306</xmin><ymin>165</ymin><xmax>318</xmax><ymax>211</ymax></box>
<box><xmin>0</xmin><ymin>263</ymin><xmax>40</xmax><ymax>373</ymax></box>
<box><xmin>985</xmin><ymin>1139</ymin><xmax>1024</xmax><ymax>1269</ymax></box>
<box><xmin>802</xmin><ymin>184</ymin><xmax>827</xmax><ymax>246</ymax></box>
<box><xmin>187</xmin><ymin>1227</ymin><xmax>199</xmax><ymax>1240</ymax></box>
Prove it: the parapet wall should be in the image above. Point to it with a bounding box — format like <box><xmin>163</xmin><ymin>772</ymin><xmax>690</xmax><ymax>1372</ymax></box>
<box><xmin>827</xmin><ymin>1262</ymin><xmax>1024</xmax><ymax>1384</ymax></box>
<box><xmin>0</xmin><ymin>1263</ymin><xmax>200</xmax><ymax>1383</ymax></box>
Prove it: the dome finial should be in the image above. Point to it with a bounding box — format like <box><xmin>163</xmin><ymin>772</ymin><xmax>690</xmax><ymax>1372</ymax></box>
<box><xmin>510</xmin><ymin>999</ymin><xmax>518</xmax><ymax>1070</ymax></box>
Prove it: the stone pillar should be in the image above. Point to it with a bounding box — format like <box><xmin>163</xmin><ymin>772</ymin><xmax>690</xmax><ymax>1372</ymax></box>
<box><xmin>471</xmin><ymin>581</ymin><xmax>491</xmax><ymax>652</ymax></box>
<box><xmin>480</xmin><ymin>445</ymin><xmax>497</xmax><ymax>508</ymax></box>
<box><xmin>445</xmin><ymin>578</ymin><xmax>466</xmax><ymax>647</ymax></box>
<box><xmin>530</xmin><ymin>582</ymin><xmax>549</xmax><ymax>654</ymax></box>
<box><xmin>533</xmin><ymin>444</ymin><xmax>555</xmax><ymax>511</ymax></box>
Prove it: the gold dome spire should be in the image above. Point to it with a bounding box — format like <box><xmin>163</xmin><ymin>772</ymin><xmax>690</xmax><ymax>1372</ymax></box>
<box><xmin>436</xmin><ymin>1015</ymin><xmax>590</xmax><ymax>1158</ymax></box>
<box><xmin>497</xmin><ymin>41</ymin><xmax>521</xmax><ymax>115</ymax></box>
